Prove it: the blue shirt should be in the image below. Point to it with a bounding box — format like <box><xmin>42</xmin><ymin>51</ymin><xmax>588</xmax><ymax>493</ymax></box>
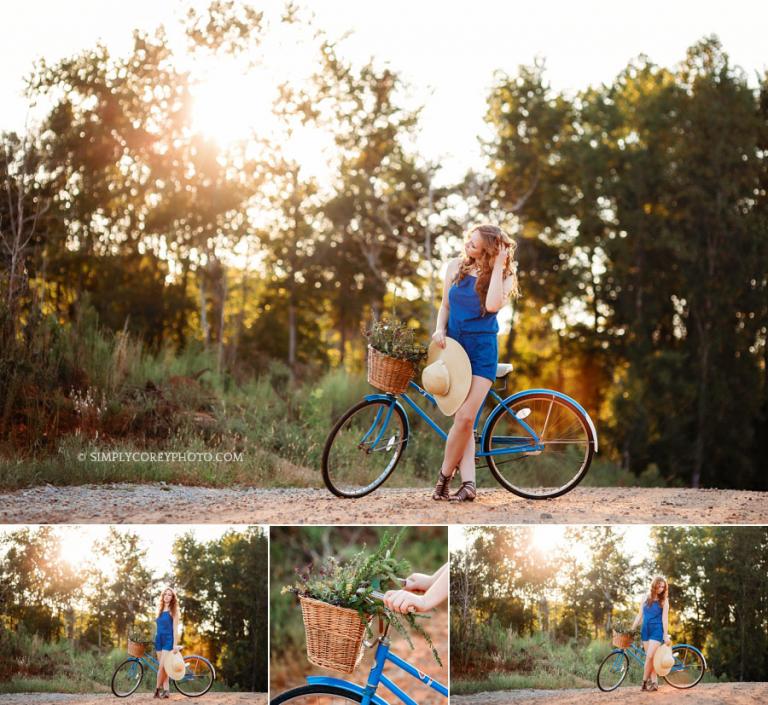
<box><xmin>447</xmin><ymin>274</ymin><xmax>499</xmax><ymax>335</ymax></box>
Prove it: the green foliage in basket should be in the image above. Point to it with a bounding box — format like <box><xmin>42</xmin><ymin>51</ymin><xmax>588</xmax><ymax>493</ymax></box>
<box><xmin>128</xmin><ymin>627</ymin><xmax>154</xmax><ymax>645</ymax></box>
<box><xmin>362</xmin><ymin>317</ymin><xmax>428</xmax><ymax>364</ymax></box>
<box><xmin>283</xmin><ymin>528</ymin><xmax>441</xmax><ymax>665</ymax></box>
<box><xmin>612</xmin><ymin>621</ymin><xmax>638</xmax><ymax>637</ymax></box>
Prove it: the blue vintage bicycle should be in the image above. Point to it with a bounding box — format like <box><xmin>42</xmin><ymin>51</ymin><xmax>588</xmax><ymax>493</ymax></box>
<box><xmin>111</xmin><ymin>643</ymin><xmax>215</xmax><ymax>697</ymax></box>
<box><xmin>322</xmin><ymin>362</ymin><xmax>598</xmax><ymax>500</ymax></box>
<box><xmin>596</xmin><ymin>634</ymin><xmax>706</xmax><ymax>692</ymax></box>
<box><xmin>271</xmin><ymin>590</ymin><xmax>447</xmax><ymax>705</ymax></box>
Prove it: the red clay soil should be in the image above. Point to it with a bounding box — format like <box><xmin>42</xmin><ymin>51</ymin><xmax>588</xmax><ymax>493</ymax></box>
<box><xmin>0</xmin><ymin>694</ymin><xmax>266</xmax><ymax>705</ymax></box>
<box><xmin>451</xmin><ymin>682</ymin><xmax>768</xmax><ymax>705</ymax></box>
<box><xmin>0</xmin><ymin>485</ymin><xmax>766</xmax><ymax>524</ymax></box>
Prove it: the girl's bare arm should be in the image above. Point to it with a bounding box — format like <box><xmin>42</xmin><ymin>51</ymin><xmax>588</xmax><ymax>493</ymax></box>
<box><xmin>486</xmin><ymin>246</ymin><xmax>515</xmax><ymax>313</ymax></box>
<box><xmin>433</xmin><ymin>259</ymin><xmax>459</xmax><ymax>345</ymax></box>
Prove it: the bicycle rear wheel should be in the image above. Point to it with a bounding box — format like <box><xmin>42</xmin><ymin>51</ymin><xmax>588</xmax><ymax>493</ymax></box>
<box><xmin>172</xmin><ymin>655</ymin><xmax>215</xmax><ymax>697</ymax></box>
<box><xmin>596</xmin><ymin>650</ymin><xmax>630</xmax><ymax>692</ymax></box>
<box><xmin>663</xmin><ymin>646</ymin><xmax>705</xmax><ymax>689</ymax></box>
<box><xmin>322</xmin><ymin>398</ymin><xmax>408</xmax><ymax>498</ymax></box>
<box><xmin>271</xmin><ymin>684</ymin><xmax>363</xmax><ymax>705</ymax></box>
<box><xmin>484</xmin><ymin>392</ymin><xmax>594</xmax><ymax>499</ymax></box>
<box><xmin>111</xmin><ymin>658</ymin><xmax>144</xmax><ymax>697</ymax></box>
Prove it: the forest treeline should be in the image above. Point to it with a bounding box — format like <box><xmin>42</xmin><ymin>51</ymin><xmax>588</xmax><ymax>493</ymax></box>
<box><xmin>450</xmin><ymin>526</ymin><xmax>768</xmax><ymax>688</ymax></box>
<box><xmin>1</xmin><ymin>1</ymin><xmax>766</xmax><ymax>489</ymax></box>
<box><xmin>0</xmin><ymin>525</ymin><xmax>268</xmax><ymax>692</ymax></box>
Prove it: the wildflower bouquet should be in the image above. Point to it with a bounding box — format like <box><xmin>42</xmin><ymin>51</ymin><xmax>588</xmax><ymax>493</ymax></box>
<box><xmin>282</xmin><ymin>529</ymin><xmax>441</xmax><ymax>665</ymax></box>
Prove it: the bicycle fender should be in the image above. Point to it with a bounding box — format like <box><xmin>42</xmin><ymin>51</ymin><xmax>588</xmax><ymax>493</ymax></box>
<box><xmin>672</xmin><ymin>644</ymin><xmax>708</xmax><ymax>671</ymax></box>
<box><xmin>363</xmin><ymin>394</ymin><xmax>411</xmax><ymax>441</ymax></box>
<box><xmin>306</xmin><ymin>676</ymin><xmax>391</xmax><ymax>705</ymax></box>
<box><xmin>484</xmin><ymin>388</ymin><xmax>599</xmax><ymax>453</ymax></box>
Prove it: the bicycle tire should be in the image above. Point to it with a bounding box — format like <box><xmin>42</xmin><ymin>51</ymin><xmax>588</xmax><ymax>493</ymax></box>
<box><xmin>596</xmin><ymin>650</ymin><xmax>630</xmax><ymax>692</ymax></box>
<box><xmin>483</xmin><ymin>391</ymin><xmax>594</xmax><ymax>499</ymax></box>
<box><xmin>663</xmin><ymin>645</ymin><xmax>706</xmax><ymax>689</ymax></box>
<box><xmin>111</xmin><ymin>658</ymin><xmax>144</xmax><ymax>697</ymax></box>
<box><xmin>322</xmin><ymin>397</ymin><xmax>409</xmax><ymax>498</ymax></box>
<box><xmin>172</xmin><ymin>654</ymin><xmax>215</xmax><ymax>697</ymax></box>
<box><xmin>271</xmin><ymin>684</ymin><xmax>364</xmax><ymax>705</ymax></box>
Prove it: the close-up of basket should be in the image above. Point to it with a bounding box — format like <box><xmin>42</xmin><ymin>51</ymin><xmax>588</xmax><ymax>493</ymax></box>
<box><xmin>612</xmin><ymin>631</ymin><xmax>633</xmax><ymax>649</ymax></box>
<box><xmin>127</xmin><ymin>639</ymin><xmax>146</xmax><ymax>658</ymax></box>
<box><xmin>299</xmin><ymin>595</ymin><xmax>371</xmax><ymax>674</ymax></box>
<box><xmin>367</xmin><ymin>345</ymin><xmax>415</xmax><ymax>394</ymax></box>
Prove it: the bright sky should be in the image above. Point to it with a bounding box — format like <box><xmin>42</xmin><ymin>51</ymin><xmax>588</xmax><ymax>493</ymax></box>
<box><xmin>0</xmin><ymin>523</ymin><xmax>263</xmax><ymax>576</ymax></box>
<box><xmin>2</xmin><ymin>1</ymin><xmax>766</xmax><ymax>183</ymax></box>
<box><xmin>449</xmin><ymin>523</ymin><xmax>654</xmax><ymax>599</ymax></box>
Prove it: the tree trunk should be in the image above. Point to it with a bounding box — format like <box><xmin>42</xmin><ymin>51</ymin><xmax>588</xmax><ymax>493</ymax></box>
<box><xmin>288</xmin><ymin>297</ymin><xmax>296</xmax><ymax>370</ymax></box>
<box><xmin>199</xmin><ymin>270</ymin><xmax>209</xmax><ymax>347</ymax></box>
<box><xmin>217</xmin><ymin>263</ymin><xmax>227</xmax><ymax>373</ymax></box>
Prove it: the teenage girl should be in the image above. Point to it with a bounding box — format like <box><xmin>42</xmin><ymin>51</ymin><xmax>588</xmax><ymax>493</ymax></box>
<box><xmin>154</xmin><ymin>587</ymin><xmax>181</xmax><ymax>699</ymax></box>
<box><xmin>432</xmin><ymin>223</ymin><xmax>519</xmax><ymax>502</ymax></box>
<box><xmin>631</xmin><ymin>576</ymin><xmax>671</xmax><ymax>692</ymax></box>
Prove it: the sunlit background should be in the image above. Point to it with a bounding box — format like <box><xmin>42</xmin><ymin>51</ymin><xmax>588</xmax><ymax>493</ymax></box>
<box><xmin>3</xmin><ymin>0</ymin><xmax>767</xmax><ymax>183</ymax></box>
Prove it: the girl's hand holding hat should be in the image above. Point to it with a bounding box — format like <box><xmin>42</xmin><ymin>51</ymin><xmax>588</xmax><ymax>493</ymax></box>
<box><xmin>431</xmin><ymin>329</ymin><xmax>447</xmax><ymax>349</ymax></box>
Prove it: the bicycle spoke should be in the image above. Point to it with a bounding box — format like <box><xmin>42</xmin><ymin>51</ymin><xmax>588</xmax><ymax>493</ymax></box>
<box><xmin>174</xmin><ymin>656</ymin><xmax>214</xmax><ymax>696</ymax></box>
<box><xmin>323</xmin><ymin>399</ymin><xmax>406</xmax><ymax>497</ymax></box>
<box><xmin>664</xmin><ymin>646</ymin><xmax>705</xmax><ymax>689</ymax></box>
<box><xmin>485</xmin><ymin>394</ymin><xmax>593</xmax><ymax>499</ymax></box>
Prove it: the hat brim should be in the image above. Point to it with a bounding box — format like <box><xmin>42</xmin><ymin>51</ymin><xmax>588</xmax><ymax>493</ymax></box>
<box><xmin>422</xmin><ymin>338</ymin><xmax>472</xmax><ymax>416</ymax></box>
<box><xmin>653</xmin><ymin>645</ymin><xmax>674</xmax><ymax>676</ymax></box>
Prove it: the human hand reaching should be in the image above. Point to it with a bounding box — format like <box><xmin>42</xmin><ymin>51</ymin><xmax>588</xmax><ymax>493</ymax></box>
<box><xmin>383</xmin><ymin>589</ymin><xmax>427</xmax><ymax>614</ymax></box>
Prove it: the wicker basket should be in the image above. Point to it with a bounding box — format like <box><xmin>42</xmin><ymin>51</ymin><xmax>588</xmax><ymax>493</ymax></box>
<box><xmin>612</xmin><ymin>631</ymin><xmax>633</xmax><ymax>649</ymax></box>
<box><xmin>299</xmin><ymin>595</ymin><xmax>370</xmax><ymax>674</ymax></box>
<box><xmin>127</xmin><ymin>639</ymin><xmax>146</xmax><ymax>658</ymax></box>
<box><xmin>367</xmin><ymin>345</ymin><xmax>415</xmax><ymax>394</ymax></box>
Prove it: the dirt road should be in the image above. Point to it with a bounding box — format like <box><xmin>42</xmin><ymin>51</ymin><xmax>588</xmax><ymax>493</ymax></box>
<box><xmin>0</xmin><ymin>484</ymin><xmax>765</xmax><ymax>524</ymax></box>
<box><xmin>0</xmin><ymin>694</ymin><xmax>266</xmax><ymax>705</ymax></box>
<box><xmin>451</xmin><ymin>682</ymin><xmax>768</xmax><ymax>704</ymax></box>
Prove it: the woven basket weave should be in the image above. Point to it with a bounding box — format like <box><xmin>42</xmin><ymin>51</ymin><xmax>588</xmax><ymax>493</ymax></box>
<box><xmin>127</xmin><ymin>640</ymin><xmax>146</xmax><ymax>658</ymax></box>
<box><xmin>612</xmin><ymin>631</ymin><xmax>633</xmax><ymax>649</ymax></box>
<box><xmin>367</xmin><ymin>345</ymin><xmax>415</xmax><ymax>394</ymax></box>
<box><xmin>299</xmin><ymin>595</ymin><xmax>370</xmax><ymax>674</ymax></box>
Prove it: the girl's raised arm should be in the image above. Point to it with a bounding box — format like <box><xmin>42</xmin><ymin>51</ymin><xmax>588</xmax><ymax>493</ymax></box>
<box><xmin>433</xmin><ymin>259</ymin><xmax>459</xmax><ymax>347</ymax></box>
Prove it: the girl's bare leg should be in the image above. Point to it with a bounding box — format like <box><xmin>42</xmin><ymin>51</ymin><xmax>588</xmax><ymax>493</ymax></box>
<box><xmin>156</xmin><ymin>651</ymin><xmax>167</xmax><ymax>690</ymax></box>
<box><xmin>440</xmin><ymin>376</ymin><xmax>492</xmax><ymax>479</ymax></box>
<box><xmin>457</xmin><ymin>416</ymin><xmax>476</xmax><ymax>483</ymax></box>
<box><xmin>643</xmin><ymin>639</ymin><xmax>661</xmax><ymax>683</ymax></box>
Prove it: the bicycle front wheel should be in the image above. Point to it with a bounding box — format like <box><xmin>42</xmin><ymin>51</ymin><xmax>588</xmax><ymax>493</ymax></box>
<box><xmin>484</xmin><ymin>392</ymin><xmax>594</xmax><ymax>499</ymax></box>
<box><xmin>172</xmin><ymin>655</ymin><xmax>215</xmax><ymax>697</ymax></box>
<box><xmin>111</xmin><ymin>658</ymin><xmax>144</xmax><ymax>697</ymax></box>
<box><xmin>597</xmin><ymin>650</ymin><xmax>630</xmax><ymax>692</ymax></box>
<box><xmin>271</xmin><ymin>684</ymin><xmax>364</xmax><ymax>705</ymax></box>
<box><xmin>663</xmin><ymin>646</ymin><xmax>705</xmax><ymax>689</ymax></box>
<box><xmin>322</xmin><ymin>398</ymin><xmax>408</xmax><ymax>498</ymax></box>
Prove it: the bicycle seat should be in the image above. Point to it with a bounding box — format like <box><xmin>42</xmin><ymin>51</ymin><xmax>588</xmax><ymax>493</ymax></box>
<box><xmin>496</xmin><ymin>363</ymin><xmax>514</xmax><ymax>378</ymax></box>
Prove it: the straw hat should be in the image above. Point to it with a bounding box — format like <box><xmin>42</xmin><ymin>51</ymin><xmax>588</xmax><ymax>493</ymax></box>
<box><xmin>653</xmin><ymin>643</ymin><xmax>674</xmax><ymax>677</ymax></box>
<box><xmin>421</xmin><ymin>338</ymin><xmax>472</xmax><ymax>416</ymax></box>
<box><xmin>166</xmin><ymin>651</ymin><xmax>186</xmax><ymax>680</ymax></box>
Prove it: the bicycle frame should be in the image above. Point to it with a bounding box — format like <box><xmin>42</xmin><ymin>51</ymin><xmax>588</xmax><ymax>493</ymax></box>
<box><xmin>305</xmin><ymin>635</ymin><xmax>447</xmax><ymax>705</ymax></box>
<box><xmin>616</xmin><ymin>642</ymin><xmax>707</xmax><ymax>674</ymax></box>
<box><xmin>364</xmin><ymin>379</ymin><xmax>599</xmax><ymax>459</ymax></box>
<box><xmin>124</xmin><ymin>652</ymin><xmax>216</xmax><ymax>683</ymax></box>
